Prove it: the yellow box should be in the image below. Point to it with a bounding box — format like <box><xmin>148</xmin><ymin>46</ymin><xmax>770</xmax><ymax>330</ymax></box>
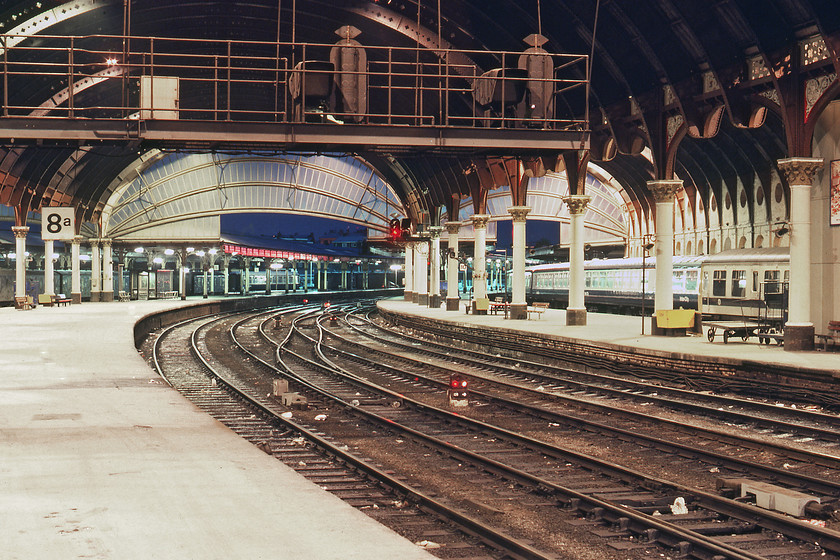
<box><xmin>656</xmin><ymin>308</ymin><xmax>696</xmax><ymax>328</ymax></box>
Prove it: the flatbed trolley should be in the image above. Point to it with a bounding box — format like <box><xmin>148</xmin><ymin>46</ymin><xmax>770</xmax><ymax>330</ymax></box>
<box><xmin>705</xmin><ymin>321</ymin><xmax>783</xmax><ymax>345</ymax></box>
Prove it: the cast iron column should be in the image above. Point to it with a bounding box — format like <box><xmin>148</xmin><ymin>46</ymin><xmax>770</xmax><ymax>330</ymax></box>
<box><xmin>507</xmin><ymin>207</ymin><xmax>530</xmax><ymax>320</ymax></box>
<box><xmin>471</xmin><ymin>214</ymin><xmax>490</xmax><ymax>313</ymax></box>
<box><xmin>90</xmin><ymin>239</ymin><xmax>101</xmax><ymax>302</ymax></box>
<box><xmin>445</xmin><ymin>222</ymin><xmax>461</xmax><ymax>310</ymax></box>
<box><xmin>415</xmin><ymin>239</ymin><xmax>429</xmax><ymax>306</ymax></box>
<box><xmin>648</xmin><ymin>180</ymin><xmax>682</xmax><ymax>333</ymax></box>
<box><xmin>12</xmin><ymin>226</ymin><xmax>28</xmax><ymax>299</ymax></box>
<box><xmin>102</xmin><ymin>239</ymin><xmax>114</xmax><ymax>301</ymax></box>
<box><xmin>44</xmin><ymin>239</ymin><xmax>55</xmax><ymax>296</ymax></box>
<box><xmin>429</xmin><ymin>226</ymin><xmax>442</xmax><ymax>307</ymax></box>
<box><xmin>563</xmin><ymin>196</ymin><xmax>591</xmax><ymax>325</ymax></box>
<box><xmin>778</xmin><ymin>157</ymin><xmax>823</xmax><ymax>351</ymax></box>
<box><xmin>71</xmin><ymin>235</ymin><xmax>82</xmax><ymax>304</ymax></box>
<box><xmin>404</xmin><ymin>242</ymin><xmax>414</xmax><ymax>301</ymax></box>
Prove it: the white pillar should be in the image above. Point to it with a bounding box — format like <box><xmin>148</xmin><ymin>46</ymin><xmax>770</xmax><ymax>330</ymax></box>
<box><xmin>12</xmin><ymin>226</ymin><xmax>28</xmax><ymax>299</ymax></box>
<box><xmin>404</xmin><ymin>242</ymin><xmax>414</xmax><ymax>301</ymax></box>
<box><xmin>179</xmin><ymin>249</ymin><xmax>188</xmax><ymax>300</ymax></box>
<box><xmin>415</xmin><ymin>239</ymin><xmax>429</xmax><ymax>305</ymax></box>
<box><xmin>429</xmin><ymin>226</ymin><xmax>442</xmax><ymax>307</ymax></box>
<box><xmin>648</xmin><ymin>181</ymin><xmax>681</xmax><ymax>316</ymax></box>
<box><xmin>44</xmin><ymin>239</ymin><xmax>55</xmax><ymax>296</ymax></box>
<box><xmin>778</xmin><ymin>157</ymin><xmax>823</xmax><ymax>351</ymax></box>
<box><xmin>243</xmin><ymin>258</ymin><xmax>251</xmax><ymax>294</ymax></box>
<box><xmin>71</xmin><ymin>235</ymin><xmax>82</xmax><ymax>304</ymax></box>
<box><xmin>445</xmin><ymin>222</ymin><xmax>461</xmax><ymax>310</ymax></box>
<box><xmin>507</xmin><ymin>207</ymin><xmax>530</xmax><ymax>319</ymax></box>
<box><xmin>223</xmin><ymin>254</ymin><xmax>231</xmax><ymax>295</ymax></box>
<box><xmin>563</xmin><ymin>197</ymin><xmax>591</xmax><ymax>325</ymax></box>
<box><xmin>471</xmin><ymin>214</ymin><xmax>490</xmax><ymax>308</ymax></box>
<box><xmin>205</xmin><ymin>260</ymin><xmax>211</xmax><ymax>298</ymax></box>
<box><xmin>102</xmin><ymin>239</ymin><xmax>114</xmax><ymax>301</ymax></box>
<box><xmin>90</xmin><ymin>239</ymin><xmax>101</xmax><ymax>302</ymax></box>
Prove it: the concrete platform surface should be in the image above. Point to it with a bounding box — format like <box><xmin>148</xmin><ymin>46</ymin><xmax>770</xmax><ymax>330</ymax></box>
<box><xmin>379</xmin><ymin>298</ymin><xmax>840</xmax><ymax>374</ymax></box>
<box><xmin>1</xmin><ymin>299</ymin><xmax>435</xmax><ymax>560</ymax></box>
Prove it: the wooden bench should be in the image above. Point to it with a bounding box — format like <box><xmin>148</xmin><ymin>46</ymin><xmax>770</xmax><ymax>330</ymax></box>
<box><xmin>161</xmin><ymin>290</ymin><xmax>178</xmax><ymax>300</ymax></box>
<box><xmin>815</xmin><ymin>321</ymin><xmax>840</xmax><ymax>351</ymax></box>
<box><xmin>38</xmin><ymin>294</ymin><xmax>54</xmax><ymax>307</ymax></box>
<box><xmin>14</xmin><ymin>295</ymin><xmax>33</xmax><ymax>310</ymax></box>
<box><xmin>118</xmin><ymin>291</ymin><xmax>131</xmax><ymax>302</ymax></box>
<box><xmin>53</xmin><ymin>294</ymin><xmax>72</xmax><ymax>306</ymax></box>
<box><xmin>527</xmin><ymin>302</ymin><xmax>550</xmax><ymax>319</ymax></box>
<box><xmin>489</xmin><ymin>297</ymin><xmax>509</xmax><ymax>315</ymax></box>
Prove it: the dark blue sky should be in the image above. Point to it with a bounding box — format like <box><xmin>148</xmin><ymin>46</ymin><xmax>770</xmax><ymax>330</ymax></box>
<box><xmin>222</xmin><ymin>213</ymin><xmax>561</xmax><ymax>247</ymax></box>
<box><xmin>222</xmin><ymin>213</ymin><xmax>361</xmax><ymax>239</ymax></box>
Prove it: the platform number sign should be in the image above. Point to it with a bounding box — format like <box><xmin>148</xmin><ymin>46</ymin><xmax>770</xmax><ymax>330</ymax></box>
<box><xmin>41</xmin><ymin>207</ymin><xmax>75</xmax><ymax>241</ymax></box>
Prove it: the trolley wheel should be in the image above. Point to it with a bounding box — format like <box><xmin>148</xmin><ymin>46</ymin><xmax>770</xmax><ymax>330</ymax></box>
<box><xmin>723</xmin><ymin>330</ymin><xmax>729</xmax><ymax>344</ymax></box>
<box><xmin>707</xmin><ymin>328</ymin><xmax>716</xmax><ymax>342</ymax></box>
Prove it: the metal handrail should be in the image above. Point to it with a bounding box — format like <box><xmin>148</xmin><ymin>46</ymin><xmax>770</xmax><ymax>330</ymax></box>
<box><xmin>0</xmin><ymin>33</ymin><xmax>589</xmax><ymax>130</ymax></box>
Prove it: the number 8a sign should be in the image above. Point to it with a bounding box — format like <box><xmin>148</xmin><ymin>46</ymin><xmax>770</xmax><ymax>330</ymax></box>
<box><xmin>41</xmin><ymin>207</ymin><xmax>76</xmax><ymax>241</ymax></box>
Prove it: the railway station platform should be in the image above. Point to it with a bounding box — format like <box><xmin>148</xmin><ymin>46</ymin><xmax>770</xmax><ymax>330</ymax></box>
<box><xmin>377</xmin><ymin>298</ymin><xmax>840</xmax><ymax>375</ymax></box>
<box><xmin>0</xmin><ymin>298</ymin><xmax>435</xmax><ymax>560</ymax></box>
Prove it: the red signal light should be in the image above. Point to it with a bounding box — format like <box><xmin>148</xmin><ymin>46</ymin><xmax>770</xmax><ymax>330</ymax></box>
<box><xmin>449</xmin><ymin>375</ymin><xmax>468</xmax><ymax>390</ymax></box>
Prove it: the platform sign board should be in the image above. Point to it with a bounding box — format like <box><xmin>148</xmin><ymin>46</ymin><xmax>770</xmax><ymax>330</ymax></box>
<box><xmin>41</xmin><ymin>207</ymin><xmax>76</xmax><ymax>240</ymax></box>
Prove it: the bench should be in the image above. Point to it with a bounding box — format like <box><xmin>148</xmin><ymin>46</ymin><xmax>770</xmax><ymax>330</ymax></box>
<box><xmin>53</xmin><ymin>294</ymin><xmax>72</xmax><ymax>306</ymax></box>
<box><xmin>118</xmin><ymin>291</ymin><xmax>131</xmax><ymax>302</ymax></box>
<box><xmin>815</xmin><ymin>321</ymin><xmax>840</xmax><ymax>351</ymax></box>
<box><xmin>161</xmin><ymin>290</ymin><xmax>178</xmax><ymax>300</ymax></box>
<box><xmin>38</xmin><ymin>294</ymin><xmax>54</xmax><ymax>307</ymax></box>
<box><xmin>14</xmin><ymin>295</ymin><xmax>33</xmax><ymax>310</ymax></box>
<box><xmin>489</xmin><ymin>297</ymin><xmax>509</xmax><ymax>315</ymax></box>
<box><xmin>527</xmin><ymin>301</ymin><xmax>550</xmax><ymax>319</ymax></box>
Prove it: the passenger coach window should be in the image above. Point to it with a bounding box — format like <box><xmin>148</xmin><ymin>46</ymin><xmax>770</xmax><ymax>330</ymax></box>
<box><xmin>685</xmin><ymin>270</ymin><xmax>698</xmax><ymax>291</ymax></box>
<box><xmin>731</xmin><ymin>270</ymin><xmax>746</xmax><ymax>297</ymax></box>
<box><xmin>764</xmin><ymin>270</ymin><xmax>780</xmax><ymax>294</ymax></box>
<box><xmin>712</xmin><ymin>270</ymin><xmax>727</xmax><ymax>296</ymax></box>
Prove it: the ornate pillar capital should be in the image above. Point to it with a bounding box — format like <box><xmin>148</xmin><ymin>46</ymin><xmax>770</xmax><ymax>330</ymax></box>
<box><xmin>777</xmin><ymin>157</ymin><xmax>824</xmax><ymax>185</ymax></box>
<box><xmin>100</xmin><ymin>238</ymin><xmax>112</xmax><ymax>248</ymax></box>
<box><xmin>471</xmin><ymin>214</ymin><xmax>490</xmax><ymax>229</ymax></box>
<box><xmin>647</xmin><ymin>180</ymin><xmax>683</xmax><ymax>203</ymax></box>
<box><xmin>561</xmin><ymin>196</ymin><xmax>591</xmax><ymax>215</ymax></box>
<box><xmin>507</xmin><ymin>206</ymin><xmax>531</xmax><ymax>222</ymax></box>
<box><xmin>428</xmin><ymin>225</ymin><xmax>443</xmax><ymax>238</ymax></box>
<box><xmin>444</xmin><ymin>221</ymin><xmax>461</xmax><ymax>235</ymax></box>
<box><xmin>72</xmin><ymin>235</ymin><xmax>85</xmax><ymax>245</ymax></box>
<box><xmin>11</xmin><ymin>225</ymin><xmax>29</xmax><ymax>239</ymax></box>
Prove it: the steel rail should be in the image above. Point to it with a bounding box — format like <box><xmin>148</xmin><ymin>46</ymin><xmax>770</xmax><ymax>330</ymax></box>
<box><xmin>197</xmin><ymin>307</ymin><xmax>557</xmax><ymax>560</ymax></box>
<box><xmin>322</xmin><ymin>315</ymin><xmax>840</xmax><ymax>500</ymax></box>
<box><xmin>258</xmin><ymin>310</ymin><xmax>838</xmax><ymax>559</ymax></box>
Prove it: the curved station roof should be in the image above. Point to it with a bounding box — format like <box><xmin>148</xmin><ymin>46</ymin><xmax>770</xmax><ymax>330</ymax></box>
<box><xmin>0</xmin><ymin>0</ymin><xmax>838</xmax><ymax>254</ymax></box>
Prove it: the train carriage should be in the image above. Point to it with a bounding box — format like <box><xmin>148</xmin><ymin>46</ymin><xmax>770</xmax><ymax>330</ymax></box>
<box><xmin>522</xmin><ymin>248</ymin><xmax>789</xmax><ymax>322</ymax></box>
<box><xmin>699</xmin><ymin>247</ymin><xmax>789</xmax><ymax>324</ymax></box>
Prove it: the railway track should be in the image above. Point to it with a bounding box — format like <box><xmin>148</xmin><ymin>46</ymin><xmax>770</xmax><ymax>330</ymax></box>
<box><xmin>378</xmin><ymin>307</ymin><xmax>840</xmax><ymax>408</ymax></box>
<box><xmin>270</xmin><ymin>308</ymin><xmax>834</xmax><ymax>557</ymax></box>
<box><xmin>146</xmin><ymin>301</ymin><xmax>840</xmax><ymax>559</ymax></box>
<box><xmin>147</xmin><ymin>306</ymin><xmax>551</xmax><ymax>560</ymax></box>
<box><xmin>320</xmin><ymin>311</ymin><xmax>840</xmax><ymax>495</ymax></box>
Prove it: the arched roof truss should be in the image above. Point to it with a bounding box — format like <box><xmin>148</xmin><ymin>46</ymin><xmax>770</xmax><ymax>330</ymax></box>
<box><xmin>100</xmin><ymin>152</ymin><xmax>405</xmax><ymax>240</ymax></box>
